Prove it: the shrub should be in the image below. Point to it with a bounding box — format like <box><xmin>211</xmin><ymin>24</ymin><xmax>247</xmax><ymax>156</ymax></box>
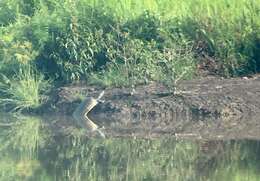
<box><xmin>35</xmin><ymin>5</ymin><xmax>115</xmax><ymax>82</ymax></box>
<box><xmin>89</xmin><ymin>35</ymin><xmax>196</xmax><ymax>88</ymax></box>
<box><xmin>1</xmin><ymin>0</ymin><xmax>260</xmax><ymax>88</ymax></box>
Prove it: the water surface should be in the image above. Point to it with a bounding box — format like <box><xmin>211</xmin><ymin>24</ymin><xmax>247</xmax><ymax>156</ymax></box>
<box><xmin>0</xmin><ymin>113</ymin><xmax>259</xmax><ymax>181</ymax></box>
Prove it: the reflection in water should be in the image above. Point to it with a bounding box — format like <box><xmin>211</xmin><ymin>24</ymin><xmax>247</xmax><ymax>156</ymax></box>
<box><xmin>0</xmin><ymin>113</ymin><xmax>260</xmax><ymax>181</ymax></box>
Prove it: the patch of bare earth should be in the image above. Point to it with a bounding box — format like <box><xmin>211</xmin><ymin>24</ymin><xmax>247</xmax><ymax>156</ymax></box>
<box><xmin>43</xmin><ymin>74</ymin><xmax>260</xmax><ymax>140</ymax></box>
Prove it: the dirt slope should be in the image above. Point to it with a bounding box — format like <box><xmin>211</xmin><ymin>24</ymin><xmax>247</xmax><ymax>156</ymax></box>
<box><xmin>43</xmin><ymin>75</ymin><xmax>260</xmax><ymax>139</ymax></box>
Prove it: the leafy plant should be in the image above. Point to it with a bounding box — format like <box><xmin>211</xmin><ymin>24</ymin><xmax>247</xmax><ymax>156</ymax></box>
<box><xmin>1</xmin><ymin>0</ymin><xmax>260</xmax><ymax>87</ymax></box>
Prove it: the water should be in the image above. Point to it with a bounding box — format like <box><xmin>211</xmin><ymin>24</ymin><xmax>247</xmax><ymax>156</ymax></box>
<box><xmin>0</xmin><ymin>113</ymin><xmax>260</xmax><ymax>181</ymax></box>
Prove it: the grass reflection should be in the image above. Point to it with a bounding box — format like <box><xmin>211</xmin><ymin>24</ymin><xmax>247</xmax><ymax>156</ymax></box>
<box><xmin>43</xmin><ymin>137</ymin><xmax>198</xmax><ymax>181</ymax></box>
<box><xmin>0</xmin><ymin>113</ymin><xmax>50</xmax><ymax>180</ymax></box>
<box><xmin>0</xmin><ymin>114</ymin><xmax>260</xmax><ymax>181</ymax></box>
<box><xmin>0</xmin><ymin>113</ymin><xmax>48</xmax><ymax>157</ymax></box>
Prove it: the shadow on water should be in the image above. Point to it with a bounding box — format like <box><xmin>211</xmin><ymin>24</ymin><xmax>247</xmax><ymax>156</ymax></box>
<box><xmin>0</xmin><ymin>113</ymin><xmax>260</xmax><ymax>181</ymax></box>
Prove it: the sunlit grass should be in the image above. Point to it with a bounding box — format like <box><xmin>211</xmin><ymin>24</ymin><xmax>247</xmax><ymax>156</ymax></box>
<box><xmin>0</xmin><ymin>65</ymin><xmax>49</xmax><ymax>111</ymax></box>
<box><xmin>1</xmin><ymin>0</ymin><xmax>259</xmax><ymax>85</ymax></box>
<box><xmin>83</xmin><ymin>0</ymin><xmax>260</xmax><ymax>21</ymax></box>
<box><xmin>83</xmin><ymin>0</ymin><xmax>260</xmax><ymax>76</ymax></box>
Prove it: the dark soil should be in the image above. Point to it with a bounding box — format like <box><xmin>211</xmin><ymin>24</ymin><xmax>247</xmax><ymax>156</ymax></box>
<box><xmin>41</xmin><ymin>74</ymin><xmax>260</xmax><ymax>139</ymax></box>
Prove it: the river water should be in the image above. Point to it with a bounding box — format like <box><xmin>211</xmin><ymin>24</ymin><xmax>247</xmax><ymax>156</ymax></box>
<box><xmin>0</xmin><ymin>113</ymin><xmax>259</xmax><ymax>181</ymax></box>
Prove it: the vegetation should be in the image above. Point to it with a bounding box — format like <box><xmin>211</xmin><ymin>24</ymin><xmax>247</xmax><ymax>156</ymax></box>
<box><xmin>1</xmin><ymin>2</ymin><xmax>260</xmax><ymax>180</ymax></box>
<box><xmin>0</xmin><ymin>65</ymin><xmax>49</xmax><ymax>111</ymax></box>
<box><xmin>0</xmin><ymin>0</ymin><xmax>260</xmax><ymax>110</ymax></box>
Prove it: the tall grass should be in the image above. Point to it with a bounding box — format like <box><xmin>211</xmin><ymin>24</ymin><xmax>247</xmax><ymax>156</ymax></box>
<box><xmin>0</xmin><ymin>65</ymin><xmax>49</xmax><ymax>111</ymax></box>
<box><xmin>80</xmin><ymin>0</ymin><xmax>260</xmax><ymax>76</ymax></box>
<box><xmin>0</xmin><ymin>0</ymin><xmax>260</xmax><ymax>88</ymax></box>
<box><xmin>89</xmin><ymin>39</ymin><xmax>195</xmax><ymax>88</ymax></box>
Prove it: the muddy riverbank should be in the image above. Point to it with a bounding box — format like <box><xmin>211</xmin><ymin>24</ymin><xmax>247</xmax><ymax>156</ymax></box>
<box><xmin>40</xmin><ymin>75</ymin><xmax>260</xmax><ymax>139</ymax></box>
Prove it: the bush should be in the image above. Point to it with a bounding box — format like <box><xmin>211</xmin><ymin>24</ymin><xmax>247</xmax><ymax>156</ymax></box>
<box><xmin>35</xmin><ymin>5</ymin><xmax>115</xmax><ymax>82</ymax></box>
<box><xmin>89</xmin><ymin>35</ymin><xmax>195</xmax><ymax>88</ymax></box>
<box><xmin>1</xmin><ymin>0</ymin><xmax>260</xmax><ymax>89</ymax></box>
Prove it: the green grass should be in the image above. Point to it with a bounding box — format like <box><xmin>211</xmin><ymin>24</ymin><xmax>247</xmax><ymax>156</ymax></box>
<box><xmin>0</xmin><ymin>0</ymin><xmax>259</xmax><ymax>98</ymax></box>
<box><xmin>0</xmin><ymin>65</ymin><xmax>49</xmax><ymax>111</ymax></box>
<box><xmin>89</xmin><ymin>41</ymin><xmax>196</xmax><ymax>88</ymax></box>
<box><xmin>66</xmin><ymin>0</ymin><xmax>260</xmax><ymax>76</ymax></box>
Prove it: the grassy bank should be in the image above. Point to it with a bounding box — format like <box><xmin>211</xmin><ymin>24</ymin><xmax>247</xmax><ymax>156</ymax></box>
<box><xmin>0</xmin><ymin>0</ymin><xmax>260</xmax><ymax>110</ymax></box>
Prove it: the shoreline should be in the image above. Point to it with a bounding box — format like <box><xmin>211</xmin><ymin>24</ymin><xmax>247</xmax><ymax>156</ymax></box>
<box><xmin>35</xmin><ymin>75</ymin><xmax>260</xmax><ymax>139</ymax></box>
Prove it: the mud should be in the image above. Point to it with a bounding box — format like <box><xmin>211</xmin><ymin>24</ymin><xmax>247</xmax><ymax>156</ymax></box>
<box><xmin>42</xmin><ymin>74</ymin><xmax>260</xmax><ymax>139</ymax></box>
